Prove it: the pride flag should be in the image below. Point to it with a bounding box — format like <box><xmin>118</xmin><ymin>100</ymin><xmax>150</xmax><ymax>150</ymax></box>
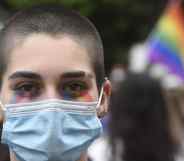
<box><xmin>147</xmin><ymin>0</ymin><xmax>184</xmax><ymax>81</ymax></box>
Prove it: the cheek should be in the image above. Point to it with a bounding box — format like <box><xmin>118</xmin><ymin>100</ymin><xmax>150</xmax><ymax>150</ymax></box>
<box><xmin>62</xmin><ymin>90</ymin><xmax>94</xmax><ymax>102</ymax></box>
<box><xmin>9</xmin><ymin>93</ymin><xmax>31</xmax><ymax>104</ymax></box>
<box><xmin>0</xmin><ymin>86</ymin><xmax>32</xmax><ymax>104</ymax></box>
<box><xmin>77</xmin><ymin>91</ymin><xmax>94</xmax><ymax>102</ymax></box>
<box><xmin>78</xmin><ymin>82</ymin><xmax>99</xmax><ymax>102</ymax></box>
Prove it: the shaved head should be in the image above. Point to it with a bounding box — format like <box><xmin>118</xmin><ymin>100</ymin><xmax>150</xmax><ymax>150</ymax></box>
<box><xmin>0</xmin><ymin>5</ymin><xmax>105</xmax><ymax>89</ymax></box>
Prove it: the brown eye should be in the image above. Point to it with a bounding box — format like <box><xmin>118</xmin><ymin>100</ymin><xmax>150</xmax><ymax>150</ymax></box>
<box><xmin>63</xmin><ymin>81</ymin><xmax>87</xmax><ymax>92</ymax></box>
<box><xmin>61</xmin><ymin>81</ymin><xmax>88</xmax><ymax>98</ymax></box>
<box><xmin>12</xmin><ymin>82</ymin><xmax>41</xmax><ymax>98</ymax></box>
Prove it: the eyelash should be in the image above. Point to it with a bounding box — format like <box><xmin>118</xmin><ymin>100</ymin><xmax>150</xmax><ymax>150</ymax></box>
<box><xmin>61</xmin><ymin>80</ymin><xmax>88</xmax><ymax>97</ymax></box>
<box><xmin>11</xmin><ymin>81</ymin><xmax>41</xmax><ymax>98</ymax></box>
<box><xmin>10</xmin><ymin>80</ymin><xmax>89</xmax><ymax>100</ymax></box>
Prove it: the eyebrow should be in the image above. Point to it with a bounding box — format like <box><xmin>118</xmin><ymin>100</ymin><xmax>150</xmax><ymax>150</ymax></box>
<box><xmin>8</xmin><ymin>71</ymin><xmax>93</xmax><ymax>80</ymax></box>
<box><xmin>8</xmin><ymin>71</ymin><xmax>42</xmax><ymax>80</ymax></box>
<box><xmin>61</xmin><ymin>71</ymin><xmax>93</xmax><ymax>79</ymax></box>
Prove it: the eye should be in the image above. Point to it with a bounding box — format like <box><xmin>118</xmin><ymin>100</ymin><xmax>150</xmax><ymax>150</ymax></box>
<box><xmin>12</xmin><ymin>81</ymin><xmax>41</xmax><ymax>98</ymax></box>
<box><xmin>61</xmin><ymin>80</ymin><xmax>88</xmax><ymax>99</ymax></box>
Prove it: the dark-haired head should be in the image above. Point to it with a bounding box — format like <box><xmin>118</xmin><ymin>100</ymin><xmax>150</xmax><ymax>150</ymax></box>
<box><xmin>0</xmin><ymin>5</ymin><xmax>105</xmax><ymax>90</ymax></box>
<box><xmin>109</xmin><ymin>73</ymin><xmax>176</xmax><ymax>161</ymax></box>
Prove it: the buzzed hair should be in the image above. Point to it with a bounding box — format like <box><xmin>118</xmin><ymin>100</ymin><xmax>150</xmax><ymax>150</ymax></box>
<box><xmin>0</xmin><ymin>5</ymin><xmax>105</xmax><ymax>90</ymax></box>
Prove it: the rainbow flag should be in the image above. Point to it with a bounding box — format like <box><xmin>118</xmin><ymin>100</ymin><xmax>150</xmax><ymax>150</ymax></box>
<box><xmin>148</xmin><ymin>0</ymin><xmax>184</xmax><ymax>81</ymax></box>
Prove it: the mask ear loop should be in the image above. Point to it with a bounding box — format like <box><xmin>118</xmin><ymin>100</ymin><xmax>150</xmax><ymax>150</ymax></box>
<box><xmin>96</xmin><ymin>86</ymin><xmax>104</xmax><ymax>109</ymax></box>
<box><xmin>96</xmin><ymin>77</ymin><xmax>108</xmax><ymax>109</ymax></box>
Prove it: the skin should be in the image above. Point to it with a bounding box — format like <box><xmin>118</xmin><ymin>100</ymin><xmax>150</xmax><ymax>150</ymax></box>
<box><xmin>0</xmin><ymin>106</ymin><xmax>3</xmax><ymax>123</ymax></box>
<box><xmin>164</xmin><ymin>89</ymin><xmax>184</xmax><ymax>159</ymax></box>
<box><xmin>0</xmin><ymin>34</ymin><xmax>111</xmax><ymax>161</ymax></box>
<box><xmin>167</xmin><ymin>90</ymin><xmax>184</xmax><ymax>145</ymax></box>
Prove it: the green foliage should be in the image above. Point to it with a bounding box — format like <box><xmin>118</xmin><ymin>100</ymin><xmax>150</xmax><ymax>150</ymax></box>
<box><xmin>6</xmin><ymin>0</ymin><xmax>97</xmax><ymax>15</ymax></box>
<box><xmin>5</xmin><ymin>0</ymin><xmax>168</xmax><ymax>72</ymax></box>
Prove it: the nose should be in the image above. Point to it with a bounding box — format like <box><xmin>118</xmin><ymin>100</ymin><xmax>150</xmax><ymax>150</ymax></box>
<box><xmin>43</xmin><ymin>86</ymin><xmax>60</xmax><ymax>100</ymax></box>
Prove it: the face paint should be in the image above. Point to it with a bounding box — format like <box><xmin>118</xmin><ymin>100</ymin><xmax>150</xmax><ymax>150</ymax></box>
<box><xmin>10</xmin><ymin>94</ymin><xmax>18</xmax><ymax>104</ymax></box>
<box><xmin>63</xmin><ymin>91</ymin><xmax>93</xmax><ymax>102</ymax></box>
<box><xmin>63</xmin><ymin>91</ymin><xmax>73</xmax><ymax>101</ymax></box>
<box><xmin>10</xmin><ymin>91</ymin><xmax>34</xmax><ymax>104</ymax></box>
<box><xmin>77</xmin><ymin>91</ymin><xmax>93</xmax><ymax>102</ymax></box>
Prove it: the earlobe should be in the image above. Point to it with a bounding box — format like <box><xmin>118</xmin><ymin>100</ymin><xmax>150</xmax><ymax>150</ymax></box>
<box><xmin>103</xmin><ymin>79</ymin><xmax>112</xmax><ymax>97</ymax></box>
<box><xmin>0</xmin><ymin>91</ymin><xmax>6</xmax><ymax>123</ymax></box>
<box><xmin>0</xmin><ymin>98</ymin><xmax>4</xmax><ymax>123</ymax></box>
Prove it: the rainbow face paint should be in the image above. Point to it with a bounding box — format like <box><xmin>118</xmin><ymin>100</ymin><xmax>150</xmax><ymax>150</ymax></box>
<box><xmin>77</xmin><ymin>91</ymin><xmax>93</xmax><ymax>102</ymax></box>
<box><xmin>10</xmin><ymin>93</ymin><xmax>32</xmax><ymax>104</ymax></box>
<box><xmin>62</xmin><ymin>80</ymin><xmax>93</xmax><ymax>102</ymax></box>
<box><xmin>63</xmin><ymin>90</ymin><xmax>93</xmax><ymax>102</ymax></box>
<box><xmin>10</xmin><ymin>86</ymin><xmax>38</xmax><ymax>104</ymax></box>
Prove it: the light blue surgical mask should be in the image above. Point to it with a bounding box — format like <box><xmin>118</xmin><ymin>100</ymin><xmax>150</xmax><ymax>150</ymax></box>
<box><xmin>1</xmin><ymin>88</ymin><xmax>103</xmax><ymax>161</ymax></box>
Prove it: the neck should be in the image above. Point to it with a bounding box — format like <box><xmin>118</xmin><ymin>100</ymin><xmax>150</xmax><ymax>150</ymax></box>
<box><xmin>11</xmin><ymin>150</ymin><xmax>88</xmax><ymax>161</ymax></box>
<box><xmin>79</xmin><ymin>152</ymin><xmax>88</xmax><ymax>161</ymax></box>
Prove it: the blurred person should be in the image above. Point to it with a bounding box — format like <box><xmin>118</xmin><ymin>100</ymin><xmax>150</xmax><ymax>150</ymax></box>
<box><xmin>0</xmin><ymin>5</ymin><xmax>111</xmax><ymax>161</ymax></box>
<box><xmin>109</xmin><ymin>64</ymin><xmax>126</xmax><ymax>92</ymax></box>
<box><xmin>109</xmin><ymin>73</ymin><xmax>176</xmax><ymax>161</ymax></box>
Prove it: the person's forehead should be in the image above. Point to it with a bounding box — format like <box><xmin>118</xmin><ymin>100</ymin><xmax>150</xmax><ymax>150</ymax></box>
<box><xmin>11</xmin><ymin>33</ymin><xmax>89</xmax><ymax>57</ymax></box>
<box><xmin>5</xmin><ymin>34</ymin><xmax>95</xmax><ymax>79</ymax></box>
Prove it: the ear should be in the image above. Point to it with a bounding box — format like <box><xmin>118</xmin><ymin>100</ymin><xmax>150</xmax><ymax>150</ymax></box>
<box><xmin>97</xmin><ymin>79</ymin><xmax>112</xmax><ymax>118</ymax></box>
<box><xmin>0</xmin><ymin>96</ymin><xmax>4</xmax><ymax>123</ymax></box>
<box><xmin>0</xmin><ymin>108</ymin><xmax>4</xmax><ymax>123</ymax></box>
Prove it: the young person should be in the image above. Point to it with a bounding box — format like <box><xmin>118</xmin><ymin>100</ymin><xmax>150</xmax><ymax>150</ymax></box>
<box><xmin>0</xmin><ymin>5</ymin><xmax>111</xmax><ymax>161</ymax></box>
